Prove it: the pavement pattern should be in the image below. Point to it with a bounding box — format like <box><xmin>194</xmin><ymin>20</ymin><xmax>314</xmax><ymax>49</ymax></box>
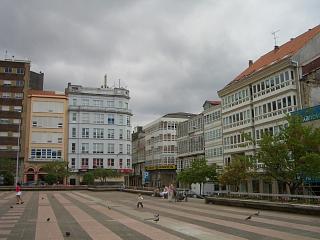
<box><xmin>0</xmin><ymin>190</ymin><xmax>320</xmax><ymax>240</ymax></box>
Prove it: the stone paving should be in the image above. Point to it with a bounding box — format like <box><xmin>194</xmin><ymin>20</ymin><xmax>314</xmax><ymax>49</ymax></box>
<box><xmin>0</xmin><ymin>190</ymin><xmax>320</xmax><ymax>240</ymax></box>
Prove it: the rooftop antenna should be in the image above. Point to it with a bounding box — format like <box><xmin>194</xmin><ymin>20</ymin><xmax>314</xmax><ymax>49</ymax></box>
<box><xmin>271</xmin><ymin>30</ymin><xmax>280</xmax><ymax>47</ymax></box>
<box><xmin>118</xmin><ymin>78</ymin><xmax>121</xmax><ymax>88</ymax></box>
<box><xmin>4</xmin><ymin>50</ymin><xmax>7</xmax><ymax>59</ymax></box>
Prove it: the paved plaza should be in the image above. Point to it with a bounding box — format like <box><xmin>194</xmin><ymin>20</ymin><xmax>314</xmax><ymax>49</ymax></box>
<box><xmin>0</xmin><ymin>191</ymin><xmax>320</xmax><ymax>240</ymax></box>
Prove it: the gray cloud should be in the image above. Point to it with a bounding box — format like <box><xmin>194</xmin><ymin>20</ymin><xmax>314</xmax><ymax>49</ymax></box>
<box><xmin>0</xmin><ymin>0</ymin><xmax>319</xmax><ymax>127</ymax></box>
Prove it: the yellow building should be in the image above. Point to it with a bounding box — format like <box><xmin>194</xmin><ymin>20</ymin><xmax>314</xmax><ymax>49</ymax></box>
<box><xmin>23</xmin><ymin>90</ymin><xmax>68</xmax><ymax>183</ymax></box>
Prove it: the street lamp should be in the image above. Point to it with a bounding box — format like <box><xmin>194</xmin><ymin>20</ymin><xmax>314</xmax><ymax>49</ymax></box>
<box><xmin>15</xmin><ymin>122</ymin><xmax>21</xmax><ymax>185</ymax></box>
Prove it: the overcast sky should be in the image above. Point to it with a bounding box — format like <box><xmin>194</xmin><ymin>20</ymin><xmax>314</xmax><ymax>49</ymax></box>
<box><xmin>1</xmin><ymin>0</ymin><xmax>319</xmax><ymax>127</ymax></box>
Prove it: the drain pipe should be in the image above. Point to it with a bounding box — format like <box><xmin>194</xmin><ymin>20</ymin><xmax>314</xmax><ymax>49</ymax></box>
<box><xmin>291</xmin><ymin>60</ymin><xmax>303</xmax><ymax>110</ymax></box>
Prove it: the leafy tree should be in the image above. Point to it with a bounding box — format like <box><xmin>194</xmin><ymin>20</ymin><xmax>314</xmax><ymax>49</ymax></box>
<box><xmin>82</xmin><ymin>172</ymin><xmax>94</xmax><ymax>185</ymax></box>
<box><xmin>0</xmin><ymin>158</ymin><xmax>15</xmax><ymax>185</ymax></box>
<box><xmin>177</xmin><ymin>158</ymin><xmax>217</xmax><ymax>190</ymax></box>
<box><xmin>254</xmin><ymin>115</ymin><xmax>320</xmax><ymax>194</ymax></box>
<box><xmin>45</xmin><ymin>173</ymin><xmax>58</xmax><ymax>185</ymax></box>
<box><xmin>219</xmin><ymin>155</ymin><xmax>254</xmax><ymax>191</ymax></box>
<box><xmin>93</xmin><ymin>168</ymin><xmax>120</xmax><ymax>183</ymax></box>
<box><xmin>43</xmin><ymin>161</ymin><xmax>69</xmax><ymax>184</ymax></box>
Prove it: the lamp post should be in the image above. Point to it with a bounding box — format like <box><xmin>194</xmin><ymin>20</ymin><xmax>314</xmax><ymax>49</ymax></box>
<box><xmin>15</xmin><ymin>122</ymin><xmax>21</xmax><ymax>185</ymax></box>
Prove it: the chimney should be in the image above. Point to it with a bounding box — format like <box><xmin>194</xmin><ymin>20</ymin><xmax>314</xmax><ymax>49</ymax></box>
<box><xmin>274</xmin><ymin>45</ymin><xmax>279</xmax><ymax>51</ymax></box>
<box><xmin>248</xmin><ymin>60</ymin><xmax>253</xmax><ymax>67</ymax></box>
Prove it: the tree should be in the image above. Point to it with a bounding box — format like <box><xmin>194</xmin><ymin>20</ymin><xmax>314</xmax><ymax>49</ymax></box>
<box><xmin>45</xmin><ymin>173</ymin><xmax>58</xmax><ymax>185</ymax></box>
<box><xmin>93</xmin><ymin>168</ymin><xmax>121</xmax><ymax>183</ymax></box>
<box><xmin>219</xmin><ymin>155</ymin><xmax>254</xmax><ymax>191</ymax></box>
<box><xmin>82</xmin><ymin>172</ymin><xmax>94</xmax><ymax>185</ymax></box>
<box><xmin>254</xmin><ymin>115</ymin><xmax>320</xmax><ymax>194</ymax></box>
<box><xmin>0</xmin><ymin>158</ymin><xmax>15</xmax><ymax>185</ymax></box>
<box><xmin>177</xmin><ymin>158</ymin><xmax>217</xmax><ymax>191</ymax></box>
<box><xmin>42</xmin><ymin>161</ymin><xmax>69</xmax><ymax>184</ymax></box>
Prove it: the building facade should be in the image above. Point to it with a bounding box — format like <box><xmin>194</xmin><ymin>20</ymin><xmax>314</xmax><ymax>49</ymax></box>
<box><xmin>144</xmin><ymin>112</ymin><xmax>193</xmax><ymax>187</ymax></box>
<box><xmin>130</xmin><ymin>126</ymin><xmax>146</xmax><ymax>187</ymax></box>
<box><xmin>23</xmin><ymin>90</ymin><xmax>68</xmax><ymax>183</ymax></box>
<box><xmin>218</xmin><ymin>25</ymin><xmax>320</xmax><ymax>193</ymax></box>
<box><xmin>66</xmin><ymin>83</ymin><xmax>132</xmax><ymax>185</ymax></box>
<box><xmin>176</xmin><ymin>113</ymin><xmax>203</xmax><ymax>172</ymax></box>
<box><xmin>203</xmin><ymin>101</ymin><xmax>224</xmax><ymax>167</ymax></box>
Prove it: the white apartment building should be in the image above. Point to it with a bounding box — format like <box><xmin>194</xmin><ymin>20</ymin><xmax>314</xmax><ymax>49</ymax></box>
<box><xmin>176</xmin><ymin>113</ymin><xmax>203</xmax><ymax>172</ymax></box>
<box><xmin>218</xmin><ymin>26</ymin><xmax>320</xmax><ymax>193</ymax></box>
<box><xmin>66</xmin><ymin>83</ymin><xmax>132</xmax><ymax>184</ymax></box>
<box><xmin>144</xmin><ymin>112</ymin><xmax>193</xmax><ymax>187</ymax></box>
<box><xmin>203</xmin><ymin>101</ymin><xmax>223</xmax><ymax>167</ymax></box>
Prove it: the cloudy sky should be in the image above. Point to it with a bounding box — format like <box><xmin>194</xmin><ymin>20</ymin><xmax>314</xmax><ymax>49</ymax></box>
<box><xmin>1</xmin><ymin>0</ymin><xmax>319</xmax><ymax>127</ymax></box>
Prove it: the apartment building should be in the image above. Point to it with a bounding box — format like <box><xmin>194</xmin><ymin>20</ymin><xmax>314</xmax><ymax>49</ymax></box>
<box><xmin>23</xmin><ymin>90</ymin><xmax>68</xmax><ymax>183</ymax></box>
<box><xmin>66</xmin><ymin>83</ymin><xmax>132</xmax><ymax>184</ymax></box>
<box><xmin>144</xmin><ymin>112</ymin><xmax>193</xmax><ymax>187</ymax></box>
<box><xmin>130</xmin><ymin>126</ymin><xmax>146</xmax><ymax>187</ymax></box>
<box><xmin>176</xmin><ymin>113</ymin><xmax>203</xmax><ymax>172</ymax></box>
<box><xmin>203</xmin><ymin>100</ymin><xmax>223</xmax><ymax>167</ymax></box>
<box><xmin>218</xmin><ymin>25</ymin><xmax>320</xmax><ymax>193</ymax></box>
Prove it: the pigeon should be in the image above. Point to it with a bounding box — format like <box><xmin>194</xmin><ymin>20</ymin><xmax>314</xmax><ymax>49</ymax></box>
<box><xmin>253</xmin><ymin>211</ymin><xmax>260</xmax><ymax>216</ymax></box>
<box><xmin>108</xmin><ymin>206</ymin><xmax>111</xmax><ymax>210</ymax></box>
<box><xmin>65</xmin><ymin>231</ymin><xmax>71</xmax><ymax>237</ymax></box>
<box><xmin>153</xmin><ymin>216</ymin><xmax>160</xmax><ymax>223</ymax></box>
<box><xmin>10</xmin><ymin>206</ymin><xmax>13</xmax><ymax>208</ymax></box>
<box><xmin>245</xmin><ymin>215</ymin><xmax>252</xmax><ymax>220</ymax></box>
<box><xmin>46</xmin><ymin>218</ymin><xmax>50</xmax><ymax>222</ymax></box>
<box><xmin>41</xmin><ymin>197</ymin><xmax>44</xmax><ymax>200</ymax></box>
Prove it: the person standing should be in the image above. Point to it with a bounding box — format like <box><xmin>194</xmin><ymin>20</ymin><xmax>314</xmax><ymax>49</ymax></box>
<box><xmin>15</xmin><ymin>182</ymin><xmax>24</xmax><ymax>204</ymax></box>
<box><xmin>137</xmin><ymin>193</ymin><xmax>144</xmax><ymax>208</ymax></box>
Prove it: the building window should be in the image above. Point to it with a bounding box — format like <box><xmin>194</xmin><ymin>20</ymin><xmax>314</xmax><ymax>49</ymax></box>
<box><xmin>2</xmin><ymin>92</ymin><xmax>11</xmax><ymax>98</ymax></box>
<box><xmin>107</xmin><ymin>129</ymin><xmax>114</xmax><ymax>139</ymax></box>
<box><xmin>94</xmin><ymin>113</ymin><xmax>104</xmax><ymax>124</ymax></box>
<box><xmin>118</xmin><ymin>115</ymin><xmax>124</xmax><ymax>125</ymax></box>
<box><xmin>72</xmin><ymin>113</ymin><xmax>77</xmax><ymax>122</ymax></box>
<box><xmin>82</xmin><ymin>128</ymin><xmax>89</xmax><ymax>138</ymax></box>
<box><xmin>119</xmin><ymin>129</ymin><xmax>123</xmax><ymax>139</ymax></box>
<box><xmin>82</xmin><ymin>99</ymin><xmax>89</xmax><ymax>106</ymax></box>
<box><xmin>119</xmin><ymin>159</ymin><xmax>123</xmax><ymax>168</ymax></box>
<box><xmin>118</xmin><ymin>101</ymin><xmax>123</xmax><ymax>108</ymax></box>
<box><xmin>126</xmin><ymin>116</ymin><xmax>130</xmax><ymax>126</ymax></box>
<box><xmin>4</xmin><ymin>67</ymin><xmax>12</xmax><ymax>73</ymax></box>
<box><xmin>107</xmin><ymin>114</ymin><xmax>114</xmax><ymax>124</ymax></box>
<box><xmin>72</xmin><ymin>98</ymin><xmax>77</xmax><ymax>106</ymax></box>
<box><xmin>127</xmin><ymin>144</ymin><xmax>131</xmax><ymax>154</ymax></box>
<box><xmin>15</xmin><ymin>93</ymin><xmax>23</xmax><ymax>99</ymax></box>
<box><xmin>17</xmin><ymin>68</ymin><xmax>24</xmax><ymax>74</ymax></box>
<box><xmin>119</xmin><ymin>144</ymin><xmax>123</xmax><ymax>154</ymax></box>
<box><xmin>107</xmin><ymin>143</ymin><xmax>114</xmax><ymax>154</ymax></box>
<box><xmin>93</xmin><ymin>158</ymin><xmax>103</xmax><ymax>168</ymax></box>
<box><xmin>72</xmin><ymin>128</ymin><xmax>76</xmax><ymax>138</ymax></box>
<box><xmin>71</xmin><ymin>143</ymin><xmax>76</xmax><ymax>153</ymax></box>
<box><xmin>93</xmin><ymin>128</ymin><xmax>104</xmax><ymax>139</ymax></box>
<box><xmin>71</xmin><ymin>158</ymin><xmax>76</xmax><ymax>168</ymax></box>
<box><xmin>81</xmin><ymin>158</ymin><xmax>89</xmax><ymax>168</ymax></box>
<box><xmin>126</xmin><ymin>159</ymin><xmax>130</xmax><ymax>168</ymax></box>
<box><xmin>107</xmin><ymin>158</ymin><xmax>114</xmax><ymax>167</ymax></box>
<box><xmin>93</xmin><ymin>100</ymin><xmax>103</xmax><ymax>107</ymax></box>
<box><xmin>81</xmin><ymin>113</ymin><xmax>89</xmax><ymax>123</ymax></box>
<box><xmin>93</xmin><ymin>143</ymin><xmax>104</xmax><ymax>154</ymax></box>
<box><xmin>81</xmin><ymin>143</ymin><xmax>89</xmax><ymax>153</ymax></box>
<box><xmin>127</xmin><ymin>130</ymin><xmax>131</xmax><ymax>140</ymax></box>
<box><xmin>107</xmin><ymin>101</ymin><xmax>114</xmax><ymax>107</ymax></box>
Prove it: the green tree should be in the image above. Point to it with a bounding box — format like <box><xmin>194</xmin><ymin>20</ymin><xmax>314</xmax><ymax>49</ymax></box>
<box><xmin>219</xmin><ymin>155</ymin><xmax>254</xmax><ymax>191</ymax></box>
<box><xmin>43</xmin><ymin>161</ymin><xmax>69</xmax><ymax>184</ymax></box>
<box><xmin>82</xmin><ymin>172</ymin><xmax>95</xmax><ymax>185</ymax></box>
<box><xmin>93</xmin><ymin>168</ymin><xmax>120</xmax><ymax>183</ymax></box>
<box><xmin>0</xmin><ymin>158</ymin><xmax>15</xmax><ymax>185</ymax></box>
<box><xmin>177</xmin><ymin>158</ymin><xmax>217</xmax><ymax>190</ymax></box>
<box><xmin>45</xmin><ymin>173</ymin><xmax>58</xmax><ymax>185</ymax></box>
<box><xmin>254</xmin><ymin>115</ymin><xmax>320</xmax><ymax>194</ymax></box>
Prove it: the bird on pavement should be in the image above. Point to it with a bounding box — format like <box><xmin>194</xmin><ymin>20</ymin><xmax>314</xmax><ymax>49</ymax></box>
<box><xmin>107</xmin><ymin>206</ymin><xmax>111</xmax><ymax>210</ymax></box>
<box><xmin>46</xmin><ymin>218</ymin><xmax>50</xmax><ymax>222</ymax></box>
<box><xmin>41</xmin><ymin>197</ymin><xmax>44</xmax><ymax>200</ymax></box>
<box><xmin>10</xmin><ymin>206</ymin><xmax>13</xmax><ymax>208</ymax></box>
<box><xmin>253</xmin><ymin>211</ymin><xmax>260</xmax><ymax>216</ymax></box>
<box><xmin>245</xmin><ymin>215</ymin><xmax>252</xmax><ymax>220</ymax></box>
<box><xmin>65</xmin><ymin>231</ymin><xmax>71</xmax><ymax>237</ymax></box>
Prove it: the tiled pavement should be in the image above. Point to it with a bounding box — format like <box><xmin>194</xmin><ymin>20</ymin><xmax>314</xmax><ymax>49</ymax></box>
<box><xmin>0</xmin><ymin>191</ymin><xmax>320</xmax><ymax>240</ymax></box>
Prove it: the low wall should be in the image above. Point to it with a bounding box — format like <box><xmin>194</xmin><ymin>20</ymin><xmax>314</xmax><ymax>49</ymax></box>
<box><xmin>205</xmin><ymin>197</ymin><xmax>320</xmax><ymax>216</ymax></box>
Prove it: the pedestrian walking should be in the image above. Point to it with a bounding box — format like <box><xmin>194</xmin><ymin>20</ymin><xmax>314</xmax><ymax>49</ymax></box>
<box><xmin>15</xmin><ymin>182</ymin><xmax>24</xmax><ymax>204</ymax></box>
<box><xmin>137</xmin><ymin>193</ymin><xmax>144</xmax><ymax>208</ymax></box>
